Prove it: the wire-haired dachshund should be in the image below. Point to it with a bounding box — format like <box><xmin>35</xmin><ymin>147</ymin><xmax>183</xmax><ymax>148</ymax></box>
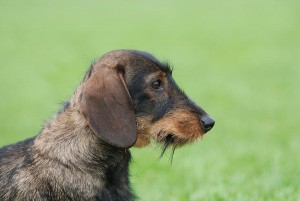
<box><xmin>0</xmin><ymin>50</ymin><xmax>215</xmax><ymax>201</ymax></box>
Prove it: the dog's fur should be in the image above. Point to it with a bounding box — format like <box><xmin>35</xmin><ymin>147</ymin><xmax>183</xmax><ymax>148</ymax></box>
<box><xmin>0</xmin><ymin>50</ymin><xmax>214</xmax><ymax>201</ymax></box>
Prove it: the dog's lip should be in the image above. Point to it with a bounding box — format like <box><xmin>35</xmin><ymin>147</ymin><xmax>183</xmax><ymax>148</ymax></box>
<box><xmin>157</xmin><ymin>132</ymin><xmax>174</xmax><ymax>141</ymax></box>
<box><xmin>165</xmin><ymin>133</ymin><xmax>175</xmax><ymax>142</ymax></box>
<box><xmin>158</xmin><ymin>133</ymin><xmax>189</xmax><ymax>147</ymax></box>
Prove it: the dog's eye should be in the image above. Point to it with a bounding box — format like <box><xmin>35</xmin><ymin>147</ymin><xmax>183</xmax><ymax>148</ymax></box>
<box><xmin>151</xmin><ymin>79</ymin><xmax>162</xmax><ymax>90</ymax></box>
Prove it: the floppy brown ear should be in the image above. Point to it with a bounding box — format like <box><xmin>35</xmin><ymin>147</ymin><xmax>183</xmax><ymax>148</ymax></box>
<box><xmin>80</xmin><ymin>65</ymin><xmax>137</xmax><ymax>148</ymax></box>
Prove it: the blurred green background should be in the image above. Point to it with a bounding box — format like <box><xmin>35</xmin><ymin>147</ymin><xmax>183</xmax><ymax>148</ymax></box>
<box><xmin>0</xmin><ymin>0</ymin><xmax>299</xmax><ymax>200</ymax></box>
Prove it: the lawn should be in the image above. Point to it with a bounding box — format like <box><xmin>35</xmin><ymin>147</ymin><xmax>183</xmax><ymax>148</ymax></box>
<box><xmin>0</xmin><ymin>0</ymin><xmax>299</xmax><ymax>200</ymax></box>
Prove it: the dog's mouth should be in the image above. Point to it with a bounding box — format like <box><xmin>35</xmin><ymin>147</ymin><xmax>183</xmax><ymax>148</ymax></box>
<box><xmin>158</xmin><ymin>132</ymin><xmax>190</xmax><ymax>146</ymax></box>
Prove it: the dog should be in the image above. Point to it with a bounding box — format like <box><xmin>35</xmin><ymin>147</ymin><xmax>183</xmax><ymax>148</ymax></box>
<box><xmin>0</xmin><ymin>50</ymin><xmax>215</xmax><ymax>201</ymax></box>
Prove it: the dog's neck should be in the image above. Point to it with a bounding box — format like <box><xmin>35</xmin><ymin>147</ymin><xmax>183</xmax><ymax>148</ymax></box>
<box><xmin>34</xmin><ymin>95</ymin><xmax>131</xmax><ymax>175</ymax></box>
<box><xmin>33</xmin><ymin>101</ymin><xmax>134</xmax><ymax>199</ymax></box>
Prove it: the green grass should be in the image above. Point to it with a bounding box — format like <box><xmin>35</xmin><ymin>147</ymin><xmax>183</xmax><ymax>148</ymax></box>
<box><xmin>1</xmin><ymin>0</ymin><xmax>299</xmax><ymax>200</ymax></box>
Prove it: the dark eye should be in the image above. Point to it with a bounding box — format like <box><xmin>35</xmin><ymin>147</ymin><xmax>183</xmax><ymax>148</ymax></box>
<box><xmin>151</xmin><ymin>79</ymin><xmax>162</xmax><ymax>90</ymax></box>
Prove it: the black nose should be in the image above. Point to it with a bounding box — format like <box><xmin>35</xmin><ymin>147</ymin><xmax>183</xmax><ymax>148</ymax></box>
<box><xmin>200</xmin><ymin>115</ymin><xmax>215</xmax><ymax>133</ymax></box>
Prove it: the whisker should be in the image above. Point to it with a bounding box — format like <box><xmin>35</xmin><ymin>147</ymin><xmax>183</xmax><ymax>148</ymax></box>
<box><xmin>169</xmin><ymin>145</ymin><xmax>177</xmax><ymax>164</ymax></box>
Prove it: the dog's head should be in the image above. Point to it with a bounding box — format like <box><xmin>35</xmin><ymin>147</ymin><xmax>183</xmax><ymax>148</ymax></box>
<box><xmin>79</xmin><ymin>50</ymin><xmax>215</xmax><ymax>149</ymax></box>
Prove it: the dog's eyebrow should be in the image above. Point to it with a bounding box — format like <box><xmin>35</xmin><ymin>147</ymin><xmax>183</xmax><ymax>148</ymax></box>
<box><xmin>156</xmin><ymin>61</ymin><xmax>173</xmax><ymax>75</ymax></box>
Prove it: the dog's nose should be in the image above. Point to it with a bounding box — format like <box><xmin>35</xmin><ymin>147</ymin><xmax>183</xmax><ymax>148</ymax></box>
<box><xmin>200</xmin><ymin>115</ymin><xmax>215</xmax><ymax>133</ymax></box>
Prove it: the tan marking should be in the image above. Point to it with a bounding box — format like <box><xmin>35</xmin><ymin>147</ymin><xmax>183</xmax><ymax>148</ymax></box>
<box><xmin>134</xmin><ymin>109</ymin><xmax>204</xmax><ymax>147</ymax></box>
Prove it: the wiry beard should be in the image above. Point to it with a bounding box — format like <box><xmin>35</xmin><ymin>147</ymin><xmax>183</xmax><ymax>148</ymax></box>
<box><xmin>159</xmin><ymin>134</ymin><xmax>177</xmax><ymax>163</ymax></box>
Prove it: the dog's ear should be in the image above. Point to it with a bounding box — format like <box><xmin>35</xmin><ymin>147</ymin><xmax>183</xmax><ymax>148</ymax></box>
<box><xmin>80</xmin><ymin>64</ymin><xmax>137</xmax><ymax>148</ymax></box>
